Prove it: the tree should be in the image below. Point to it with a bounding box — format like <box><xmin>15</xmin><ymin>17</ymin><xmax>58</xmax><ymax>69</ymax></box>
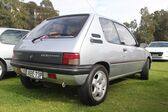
<box><xmin>137</xmin><ymin>7</ymin><xmax>155</xmax><ymax>43</ymax></box>
<box><xmin>124</xmin><ymin>19</ymin><xmax>137</xmax><ymax>33</ymax></box>
<box><xmin>153</xmin><ymin>10</ymin><xmax>168</xmax><ymax>41</ymax></box>
<box><xmin>40</xmin><ymin>0</ymin><xmax>54</xmax><ymax>9</ymax></box>
<box><xmin>0</xmin><ymin>0</ymin><xmax>59</xmax><ymax>29</ymax></box>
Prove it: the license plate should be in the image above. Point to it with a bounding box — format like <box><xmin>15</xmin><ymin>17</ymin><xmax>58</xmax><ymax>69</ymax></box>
<box><xmin>26</xmin><ymin>69</ymin><xmax>43</xmax><ymax>79</ymax></box>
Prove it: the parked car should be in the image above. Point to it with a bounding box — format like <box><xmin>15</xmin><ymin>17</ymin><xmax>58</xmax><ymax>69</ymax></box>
<box><xmin>0</xmin><ymin>28</ymin><xmax>29</xmax><ymax>80</ymax></box>
<box><xmin>145</xmin><ymin>41</ymin><xmax>168</xmax><ymax>60</ymax></box>
<box><xmin>11</xmin><ymin>14</ymin><xmax>151</xmax><ymax>105</ymax></box>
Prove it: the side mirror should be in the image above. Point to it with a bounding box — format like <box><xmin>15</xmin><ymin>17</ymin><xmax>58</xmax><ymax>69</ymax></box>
<box><xmin>140</xmin><ymin>43</ymin><xmax>148</xmax><ymax>48</ymax></box>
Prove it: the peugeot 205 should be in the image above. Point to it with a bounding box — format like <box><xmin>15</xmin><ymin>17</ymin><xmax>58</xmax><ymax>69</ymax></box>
<box><xmin>11</xmin><ymin>14</ymin><xmax>151</xmax><ymax>105</ymax></box>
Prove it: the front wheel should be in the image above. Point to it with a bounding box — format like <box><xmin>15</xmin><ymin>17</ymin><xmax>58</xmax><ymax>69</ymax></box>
<box><xmin>78</xmin><ymin>65</ymin><xmax>109</xmax><ymax>106</ymax></box>
<box><xmin>140</xmin><ymin>59</ymin><xmax>149</xmax><ymax>80</ymax></box>
<box><xmin>0</xmin><ymin>61</ymin><xmax>6</xmax><ymax>80</ymax></box>
<box><xmin>20</xmin><ymin>75</ymin><xmax>43</xmax><ymax>89</ymax></box>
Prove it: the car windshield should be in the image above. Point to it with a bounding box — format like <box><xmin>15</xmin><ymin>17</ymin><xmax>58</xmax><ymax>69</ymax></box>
<box><xmin>26</xmin><ymin>15</ymin><xmax>89</xmax><ymax>39</ymax></box>
<box><xmin>0</xmin><ymin>30</ymin><xmax>28</xmax><ymax>45</ymax></box>
<box><xmin>148</xmin><ymin>42</ymin><xmax>168</xmax><ymax>47</ymax></box>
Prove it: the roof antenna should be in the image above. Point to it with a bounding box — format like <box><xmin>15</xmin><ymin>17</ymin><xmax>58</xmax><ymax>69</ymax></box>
<box><xmin>85</xmin><ymin>0</ymin><xmax>96</xmax><ymax>14</ymax></box>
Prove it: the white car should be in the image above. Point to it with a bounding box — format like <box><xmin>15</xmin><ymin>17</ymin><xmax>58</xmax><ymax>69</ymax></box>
<box><xmin>145</xmin><ymin>41</ymin><xmax>168</xmax><ymax>60</ymax></box>
<box><xmin>0</xmin><ymin>28</ymin><xmax>29</xmax><ymax>80</ymax></box>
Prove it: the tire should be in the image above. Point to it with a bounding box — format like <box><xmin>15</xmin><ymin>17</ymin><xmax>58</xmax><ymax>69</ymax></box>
<box><xmin>140</xmin><ymin>59</ymin><xmax>149</xmax><ymax>80</ymax></box>
<box><xmin>0</xmin><ymin>61</ymin><xmax>6</xmax><ymax>80</ymax></box>
<box><xmin>78</xmin><ymin>65</ymin><xmax>109</xmax><ymax>106</ymax></box>
<box><xmin>20</xmin><ymin>75</ymin><xmax>43</xmax><ymax>89</ymax></box>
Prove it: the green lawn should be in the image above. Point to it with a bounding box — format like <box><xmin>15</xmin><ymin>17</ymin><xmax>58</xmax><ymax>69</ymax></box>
<box><xmin>0</xmin><ymin>62</ymin><xmax>168</xmax><ymax>112</ymax></box>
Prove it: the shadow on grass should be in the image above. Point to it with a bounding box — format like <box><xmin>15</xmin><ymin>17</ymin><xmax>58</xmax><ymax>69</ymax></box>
<box><xmin>1</xmin><ymin>80</ymin><xmax>80</xmax><ymax>104</ymax></box>
<box><xmin>0</xmin><ymin>73</ymin><xmax>142</xmax><ymax>105</ymax></box>
<box><xmin>109</xmin><ymin>74</ymin><xmax>141</xmax><ymax>85</ymax></box>
<box><xmin>3</xmin><ymin>72</ymin><xmax>17</xmax><ymax>80</ymax></box>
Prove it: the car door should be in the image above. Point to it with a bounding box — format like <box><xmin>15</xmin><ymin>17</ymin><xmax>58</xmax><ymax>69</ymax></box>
<box><xmin>99</xmin><ymin>18</ymin><xmax>126</xmax><ymax>77</ymax></box>
<box><xmin>114</xmin><ymin>23</ymin><xmax>146</xmax><ymax>74</ymax></box>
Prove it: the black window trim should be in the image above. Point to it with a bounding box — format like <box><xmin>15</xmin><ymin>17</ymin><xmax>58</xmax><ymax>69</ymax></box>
<box><xmin>113</xmin><ymin>21</ymin><xmax>139</xmax><ymax>47</ymax></box>
<box><xmin>99</xmin><ymin>17</ymin><xmax>122</xmax><ymax>45</ymax></box>
<box><xmin>47</xmin><ymin>14</ymin><xmax>90</xmax><ymax>21</ymax></box>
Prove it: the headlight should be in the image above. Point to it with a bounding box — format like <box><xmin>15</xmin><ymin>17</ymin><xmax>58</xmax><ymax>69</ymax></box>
<box><xmin>164</xmin><ymin>51</ymin><xmax>168</xmax><ymax>57</ymax></box>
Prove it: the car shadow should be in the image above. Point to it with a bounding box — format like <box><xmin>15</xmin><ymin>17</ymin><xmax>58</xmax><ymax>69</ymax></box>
<box><xmin>3</xmin><ymin>72</ymin><xmax>17</xmax><ymax>80</ymax></box>
<box><xmin>109</xmin><ymin>74</ymin><xmax>140</xmax><ymax>85</ymax></box>
<box><xmin>1</xmin><ymin>73</ymin><xmax>141</xmax><ymax>105</ymax></box>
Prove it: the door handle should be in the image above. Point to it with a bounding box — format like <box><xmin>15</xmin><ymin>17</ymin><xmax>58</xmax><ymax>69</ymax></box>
<box><xmin>123</xmin><ymin>48</ymin><xmax>127</xmax><ymax>52</ymax></box>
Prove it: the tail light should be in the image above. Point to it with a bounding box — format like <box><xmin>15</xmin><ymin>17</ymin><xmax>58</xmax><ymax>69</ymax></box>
<box><xmin>63</xmin><ymin>53</ymin><xmax>80</xmax><ymax>65</ymax></box>
<box><xmin>48</xmin><ymin>73</ymin><xmax>57</xmax><ymax>79</ymax></box>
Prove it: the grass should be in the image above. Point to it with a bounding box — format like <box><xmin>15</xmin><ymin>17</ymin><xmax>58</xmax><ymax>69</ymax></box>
<box><xmin>0</xmin><ymin>62</ymin><xmax>168</xmax><ymax>112</ymax></box>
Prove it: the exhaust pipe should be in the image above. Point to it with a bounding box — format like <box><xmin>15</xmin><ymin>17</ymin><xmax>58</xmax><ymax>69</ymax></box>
<box><xmin>62</xmin><ymin>82</ymin><xmax>66</xmax><ymax>88</ymax></box>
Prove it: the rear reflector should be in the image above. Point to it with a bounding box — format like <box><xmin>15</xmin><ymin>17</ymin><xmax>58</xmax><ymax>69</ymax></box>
<box><xmin>63</xmin><ymin>53</ymin><xmax>80</xmax><ymax>65</ymax></box>
<box><xmin>48</xmin><ymin>73</ymin><xmax>57</xmax><ymax>79</ymax></box>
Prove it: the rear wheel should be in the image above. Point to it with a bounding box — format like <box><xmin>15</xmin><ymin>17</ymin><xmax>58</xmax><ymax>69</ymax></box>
<box><xmin>20</xmin><ymin>75</ymin><xmax>43</xmax><ymax>89</ymax></box>
<box><xmin>140</xmin><ymin>59</ymin><xmax>149</xmax><ymax>80</ymax></box>
<box><xmin>78</xmin><ymin>65</ymin><xmax>109</xmax><ymax>106</ymax></box>
<box><xmin>0</xmin><ymin>61</ymin><xmax>6</xmax><ymax>80</ymax></box>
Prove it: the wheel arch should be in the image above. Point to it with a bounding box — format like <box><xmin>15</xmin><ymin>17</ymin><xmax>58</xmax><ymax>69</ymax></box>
<box><xmin>0</xmin><ymin>58</ymin><xmax>7</xmax><ymax>69</ymax></box>
<box><xmin>94</xmin><ymin>61</ymin><xmax>110</xmax><ymax>74</ymax></box>
<box><xmin>147</xmin><ymin>57</ymin><xmax>152</xmax><ymax>69</ymax></box>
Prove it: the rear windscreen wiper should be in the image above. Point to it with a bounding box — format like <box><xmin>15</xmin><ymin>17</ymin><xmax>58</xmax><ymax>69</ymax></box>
<box><xmin>32</xmin><ymin>32</ymin><xmax>74</xmax><ymax>43</ymax></box>
<box><xmin>32</xmin><ymin>35</ymin><xmax>48</xmax><ymax>43</ymax></box>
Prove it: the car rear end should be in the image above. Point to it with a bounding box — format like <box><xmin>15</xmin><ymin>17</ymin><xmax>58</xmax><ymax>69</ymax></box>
<box><xmin>11</xmin><ymin>14</ymin><xmax>93</xmax><ymax>86</ymax></box>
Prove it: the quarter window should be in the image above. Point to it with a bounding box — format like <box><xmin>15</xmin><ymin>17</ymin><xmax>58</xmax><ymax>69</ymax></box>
<box><xmin>114</xmin><ymin>23</ymin><xmax>136</xmax><ymax>46</ymax></box>
<box><xmin>99</xmin><ymin>18</ymin><xmax>120</xmax><ymax>44</ymax></box>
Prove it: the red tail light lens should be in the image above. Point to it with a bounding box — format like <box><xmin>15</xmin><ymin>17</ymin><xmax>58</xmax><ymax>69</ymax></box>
<box><xmin>48</xmin><ymin>73</ymin><xmax>57</xmax><ymax>79</ymax></box>
<box><xmin>63</xmin><ymin>53</ymin><xmax>80</xmax><ymax>65</ymax></box>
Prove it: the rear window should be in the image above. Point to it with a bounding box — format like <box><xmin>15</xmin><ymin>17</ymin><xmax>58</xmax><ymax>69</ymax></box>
<box><xmin>0</xmin><ymin>30</ymin><xmax>28</xmax><ymax>45</ymax></box>
<box><xmin>26</xmin><ymin>15</ymin><xmax>89</xmax><ymax>39</ymax></box>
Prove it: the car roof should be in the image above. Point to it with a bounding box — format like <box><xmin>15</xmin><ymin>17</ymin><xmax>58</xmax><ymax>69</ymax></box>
<box><xmin>47</xmin><ymin>13</ymin><xmax>122</xmax><ymax>25</ymax></box>
<box><xmin>0</xmin><ymin>27</ymin><xmax>29</xmax><ymax>32</ymax></box>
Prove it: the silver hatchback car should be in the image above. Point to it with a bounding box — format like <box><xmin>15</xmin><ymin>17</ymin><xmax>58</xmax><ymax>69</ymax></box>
<box><xmin>11</xmin><ymin>14</ymin><xmax>151</xmax><ymax>105</ymax></box>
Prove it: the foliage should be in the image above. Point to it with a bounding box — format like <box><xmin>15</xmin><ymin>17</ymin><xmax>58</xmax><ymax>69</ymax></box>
<box><xmin>137</xmin><ymin>7</ymin><xmax>155</xmax><ymax>43</ymax></box>
<box><xmin>0</xmin><ymin>0</ymin><xmax>59</xmax><ymax>29</ymax></box>
<box><xmin>123</xmin><ymin>19</ymin><xmax>137</xmax><ymax>33</ymax></box>
<box><xmin>124</xmin><ymin>7</ymin><xmax>168</xmax><ymax>43</ymax></box>
<box><xmin>153</xmin><ymin>10</ymin><xmax>168</xmax><ymax>41</ymax></box>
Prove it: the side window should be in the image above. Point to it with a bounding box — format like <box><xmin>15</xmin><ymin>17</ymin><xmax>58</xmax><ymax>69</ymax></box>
<box><xmin>114</xmin><ymin>23</ymin><xmax>136</xmax><ymax>46</ymax></box>
<box><xmin>99</xmin><ymin>18</ymin><xmax>120</xmax><ymax>44</ymax></box>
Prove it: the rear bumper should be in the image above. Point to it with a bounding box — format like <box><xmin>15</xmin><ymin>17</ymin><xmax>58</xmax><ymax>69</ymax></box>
<box><xmin>11</xmin><ymin>60</ymin><xmax>92</xmax><ymax>75</ymax></box>
<box><xmin>11</xmin><ymin>60</ymin><xmax>92</xmax><ymax>85</ymax></box>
